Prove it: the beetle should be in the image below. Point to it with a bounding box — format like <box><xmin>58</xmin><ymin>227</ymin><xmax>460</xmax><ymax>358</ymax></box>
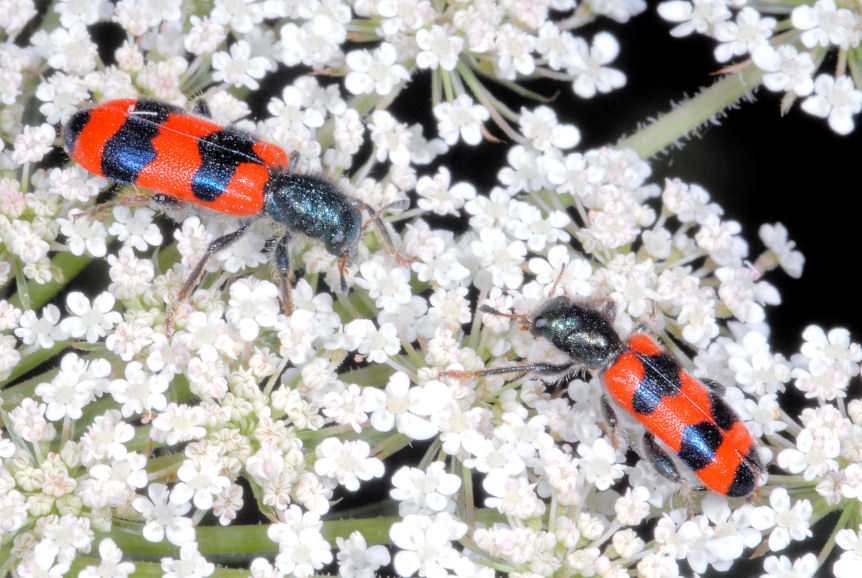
<box><xmin>443</xmin><ymin>296</ymin><xmax>763</xmax><ymax>498</ymax></box>
<box><xmin>63</xmin><ymin>98</ymin><xmax>411</xmax><ymax>334</ymax></box>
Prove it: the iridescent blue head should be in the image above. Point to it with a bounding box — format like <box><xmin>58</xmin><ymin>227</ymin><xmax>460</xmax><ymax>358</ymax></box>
<box><xmin>266</xmin><ymin>172</ymin><xmax>359</xmax><ymax>242</ymax></box>
<box><xmin>480</xmin><ymin>296</ymin><xmax>625</xmax><ymax>370</ymax></box>
<box><xmin>263</xmin><ymin>172</ymin><xmax>362</xmax><ymax>291</ymax></box>
<box><xmin>530</xmin><ymin>296</ymin><xmax>625</xmax><ymax>370</ymax></box>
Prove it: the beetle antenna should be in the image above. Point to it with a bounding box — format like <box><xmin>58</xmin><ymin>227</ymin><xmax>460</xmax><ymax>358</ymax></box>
<box><xmin>337</xmin><ymin>255</ymin><xmax>349</xmax><ymax>293</ymax></box>
<box><xmin>550</xmin><ymin>263</ymin><xmax>567</xmax><ymax>297</ymax></box>
<box><xmin>478</xmin><ymin>304</ymin><xmax>530</xmax><ymax>328</ymax></box>
<box><xmin>359</xmin><ymin>200</ymin><xmax>414</xmax><ymax>266</ymax></box>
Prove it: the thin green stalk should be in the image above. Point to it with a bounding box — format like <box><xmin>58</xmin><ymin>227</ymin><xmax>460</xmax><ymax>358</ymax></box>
<box><xmin>619</xmin><ymin>62</ymin><xmax>765</xmax><ymax>159</ymax></box>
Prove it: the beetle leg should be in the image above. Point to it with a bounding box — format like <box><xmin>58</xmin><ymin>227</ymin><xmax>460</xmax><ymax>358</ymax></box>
<box><xmin>699</xmin><ymin>378</ymin><xmax>726</xmax><ymax>395</ymax></box>
<box><xmin>166</xmin><ymin>223</ymin><xmax>250</xmax><ymax>337</ymax></box>
<box><xmin>74</xmin><ymin>187</ymin><xmax>183</xmax><ymax>222</ymax></box>
<box><xmin>601</xmin><ymin>395</ymin><xmax>620</xmax><ymax>448</ymax></box>
<box><xmin>440</xmin><ymin>361</ymin><xmax>576</xmax><ymax>380</ymax></box>
<box><xmin>191</xmin><ymin>98</ymin><xmax>211</xmax><ymax>117</ymax></box>
<box><xmin>274</xmin><ymin>232</ymin><xmax>295</xmax><ymax>315</ymax></box>
<box><xmin>358</xmin><ymin>200</ymin><xmax>414</xmax><ymax>266</ymax></box>
<box><xmin>644</xmin><ymin>432</ymin><xmax>695</xmax><ymax>516</ymax></box>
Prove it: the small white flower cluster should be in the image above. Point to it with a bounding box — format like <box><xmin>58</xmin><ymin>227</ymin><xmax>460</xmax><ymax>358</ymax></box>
<box><xmin>658</xmin><ymin>0</ymin><xmax>862</xmax><ymax>134</ymax></box>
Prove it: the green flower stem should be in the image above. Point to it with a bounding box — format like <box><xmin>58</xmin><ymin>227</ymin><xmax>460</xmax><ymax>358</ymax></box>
<box><xmin>340</xmin><ymin>363</ymin><xmax>395</xmax><ymax>388</ymax></box>
<box><xmin>457</xmin><ymin>60</ymin><xmax>522</xmax><ymax>140</ymax></box>
<box><xmin>321</xmin><ymin>516</ymin><xmax>400</xmax><ymax>545</ymax></box>
<box><xmin>2</xmin><ymin>341</ymin><xmax>67</xmax><ymax>390</ymax></box>
<box><xmin>817</xmin><ymin>502</ymin><xmax>855</xmax><ymax>566</ymax></box>
<box><xmin>106</xmin><ymin>515</ymin><xmax>401</xmax><ymax>561</ymax></box>
<box><xmin>618</xmin><ymin>62</ymin><xmax>765</xmax><ymax>159</ymax></box>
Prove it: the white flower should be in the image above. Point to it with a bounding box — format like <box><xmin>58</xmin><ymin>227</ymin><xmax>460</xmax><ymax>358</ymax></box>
<box><xmin>109</xmin><ymin>361</ymin><xmax>169</xmax><ymax>417</ymax></box>
<box><xmin>777</xmin><ymin>429</ymin><xmax>840</xmax><ymax>481</ymax></box>
<box><xmin>799</xmin><ymin>324</ymin><xmax>862</xmax><ymax>377</ymax></box>
<box><xmin>58</xmin><ymin>211</ymin><xmax>107</xmax><ymax>257</ymax></box>
<box><xmin>12</xmin><ymin>123</ymin><xmax>56</xmax><ymax>164</ymax></box>
<box><xmin>725</xmin><ymin>330</ymin><xmax>792</xmax><ymax>395</ymax></box>
<box><xmin>149</xmin><ymin>403</ymin><xmax>208</xmax><ymax>445</ymax></box>
<box><xmin>171</xmin><ymin>457</ymin><xmax>231</xmax><ymax>511</ymax></box>
<box><xmin>695</xmin><ymin>494</ymin><xmax>762</xmax><ymax>572</ymax></box>
<box><xmin>108</xmin><ymin>206</ymin><xmax>162</xmax><ymax>251</ymax></box>
<box><xmin>761</xmin><ymin>553</ymin><xmax>819</xmax><ymax>578</ymax></box>
<box><xmin>211</xmin><ymin>40</ymin><xmax>273</xmax><ymax>89</ymax></box>
<box><xmin>268</xmin><ymin>508</ymin><xmax>333</xmax><ymax>577</ymax></box>
<box><xmin>78</xmin><ymin>539</ymin><xmax>135</xmax><ymax>578</ymax></box>
<box><xmin>801</xmin><ymin>74</ymin><xmax>862</xmax><ymax>135</ymax></box>
<box><xmin>78</xmin><ymin>409</ymin><xmax>135</xmax><ymax>465</ymax></box>
<box><xmin>578</xmin><ymin>437</ymin><xmax>625</xmax><ymax>491</ymax></box>
<box><xmin>276</xmin><ymin>309</ymin><xmax>318</xmax><ymax>365</ymax></box>
<box><xmin>494</xmin><ymin>23</ymin><xmax>536</xmax><ymax>79</ymax></box>
<box><xmin>368</xmin><ymin>110</ymin><xmax>411</xmax><ymax>166</ymax></box>
<box><xmin>335</xmin><ymin>531</ymin><xmax>391</xmax><ymax>578</ymax></box>
<box><xmin>433</xmin><ymin>95</ymin><xmax>489</xmax><ymax>145</ymax></box>
<box><xmin>314</xmin><ymin>438</ymin><xmax>384</xmax><ymax>491</ymax></box>
<box><xmin>369</xmin><ymin>372</ymin><xmax>451</xmax><ymax>440</ymax></box>
<box><xmin>462</xmin><ymin>436</ymin><xmax>526</xmax><ymax>489</ymax></box>
<box><xmin>716</xmin><ymin>266</ymin><xmax>780</xmax><ymax>324</ymax></box>
<box><xmin>834</xmin><ymin>526</ymin><xmax>862</xmax><ymax>578</ymax></box>
<box><xmin>15</xmin><ymin>304</ymin><xmax>67</xmax><ymax>349</ymax></box>
<box><xmin>84</xmin><ymin>451</ymin><xmax>148</xmax><ymax>508</ymax></box>
<box><xmin>483</xmin><ymin>473</ymin><xmax>546</xmax><ymax>518</ymax></box>
<box><xmin>657</xmin><ymin>0</ymin><xmax>731</xmax><ymax>38</ymax></box>
<box><xmin>0</xmin><ymin>489</ymin><xmax>28</xmax><ymax>534</ymax></box>
<box><xmin>278</xmin><ymin>16</ymin><xmax>346</xmax><ymax>69</ymax></box>
<box><xmin>758</xmin><ymin>222</ymin><xmax>805</xmax><ymax>278</ymax></box>
<box><xmin>751</xmin><ymin>45</ymin><xmax>815</xmax><ymax>97</ymax></box>
<box><xmin>9</xmin><ymin>397</ymin><xmax>56</xmax><ymax>443</ymax></box>
<box><xmin>322</xmin><ymin>383</ymin><xmax>370</xmax><ymax>433</ymax></box>
<box><xmin>184</xmin><ymin>15</ymin><xmax>227</xmax><ymax>55</ymax></box>
<box><xmin>267</xmin><ymin>85</ymin><xmax>324</xmax><ymax>130</ymax></box>
<box><xmin>390</xmin><ymin>513</ymin><xmax>468</xmax><ymax>577</ymax></box>
<box><xmin>108</xmin><ymin>246</ymin><xmax>156</xmax><ymax>300</ymax></box>
<box><xmin>470</xmin><ymin>227</ymin><xmax>527</xmax><ymax>290</ymax></box>
<box><xmin>226</xmin><ymin>279</ymin><xmax>280</xmax><ymax>341</ymax></box>
<box><xmin>59</xmin><ymin>291</ymin><xmax>122</xmax><ymax>343</ymax></box>
<box><xmin>391</xmin><ymin>462</ymin><xmax>461</xmax><ymax>515</ymax></box>
<box><xmin>712</xmin><ymin>7</ymin><xmax>775</xmax><ymax>63</ymax></box>
<box><xmin>750</xmin><ymin>488</ymin><xmax>813</xmax><ymax>551</ymax></box>
<box><xmin>792</xmin><ymin>356</ymin><xmax>851</xmax><ymax>401</ymax></box>
<box><xmin>566</xmin><ymin>32</ymin><xmax>626</xmax><ymax>98</ymax></box>
<box><xmin>354</xmin><ymin>259</ymin><xmax>413</xmax><ymax>312</ymax></box>
<box><xmin>519</xmin><ymin>105</ymin><xmax>580</xmax><ymax>152</ymax></box>
<box><xmin>33</xmin><ymin>513</ymin><xmax>93</xmax><ymax>568</ymax></box>
<box><xmin>416</xmin><ymin>24</ymin><xmax>464</xmax><ymax>71</ymax></box>
<box><xmin>160</xmin><ymin>542</ymin><xmax>215</xmax><ymax>578</ymax></box>
<box><xmin>35</xmin><ymin>353</ymin><xmax>109</xmax><ymax>421</ymax></box>
<box><xmin>536</xmin><ymin>21</ymin><xmax>577</xmax><ymax>71</ymax></box>
<box><xmin>415</xmin><ymin>166</ymin><xmax>477</xmax><ymax>216</ymax></box>
<box><xmin>615</xmin><ymin>486</ymin><xmax>651</xmax><ymax>526</ymax></box>
<box><xmin>39</xmin><ymin>22</ymin><xmax>98</xmax><ymax>74</ymax></box>
<box><xmin>506</xmin><ymin>201</ymin><xmax>571</xmax><ymax>252</ymax></box>
<box><xmin>345</xmin><ymin>42</ymin><xmax>409</xmax><ymax>96</ymax></box>
<box><xmin>591</xmin><ymin>0</ymin><xmax>647</xmax><ymax>23</ymax></box>
<box><xmin>344</xmin><ymin>319</ymin><xmax>402</xmax><ymax>363</ymax></box>
<box><xmin>792</xmin><ymin>0</ymin><xmax>856</xmax><ymax>50</ymax></box>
